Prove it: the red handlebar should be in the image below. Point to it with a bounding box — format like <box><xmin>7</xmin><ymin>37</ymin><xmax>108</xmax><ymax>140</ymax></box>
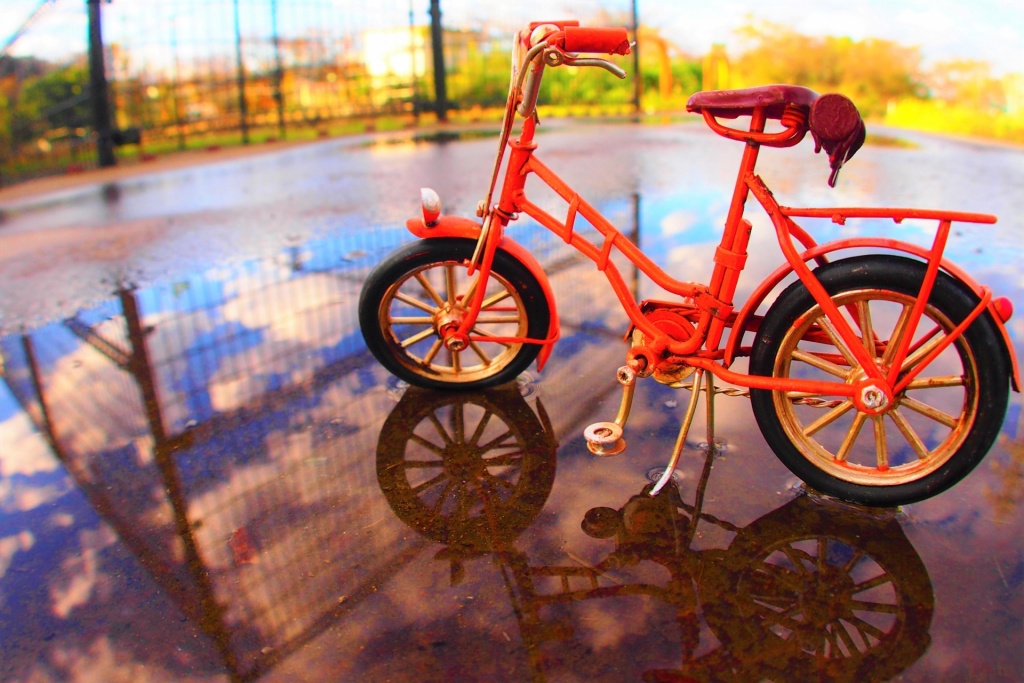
<box><xmin>555</xmin><ymin>27</ymin><xmax>631</xmax><ymax>55</ymax></box>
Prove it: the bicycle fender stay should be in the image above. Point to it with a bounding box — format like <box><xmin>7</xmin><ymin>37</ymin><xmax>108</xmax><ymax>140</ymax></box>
<box><xmin>726</xmin><ymin>239</ymin><xmax>1020</xmax><ymax>390</ymax></box>
<box><xmin>406</xmin><ymin>215</ymin><xmax>561</xmax><ymax>371</ymax></box>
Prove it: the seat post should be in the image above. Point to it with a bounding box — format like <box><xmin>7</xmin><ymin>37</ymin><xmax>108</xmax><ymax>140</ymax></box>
<box><xmin>705</xmin><ymin>105</ymin><xmax>767</xmax><ymax>309</ymax></box>
<box><xmin>722</xmin><ymin>107</ymin><xmax>767</xmax><ymax>242</ymax></box>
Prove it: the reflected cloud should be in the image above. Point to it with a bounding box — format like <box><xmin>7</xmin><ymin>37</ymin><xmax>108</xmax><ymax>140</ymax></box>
<box><xmin>0</xmin><ymin>154</ymin><xmax>1020</xmax><ymax>678</ymax></box>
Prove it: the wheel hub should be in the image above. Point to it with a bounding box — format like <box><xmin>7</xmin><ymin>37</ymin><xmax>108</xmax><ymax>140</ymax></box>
<box><xmin>847</xmin><ymin>365</ymin><xmax>895</xmax><ymax>415</ymax></box>
<box><xmin>436</xmin><ymin>304</ymin><xmax>469</xmax><ymax>351</ymax></box>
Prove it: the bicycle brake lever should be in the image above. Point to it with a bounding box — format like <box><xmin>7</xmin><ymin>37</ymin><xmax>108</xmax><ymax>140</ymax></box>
<box><xmin>564</xmin><ymin>56</ymin><xmax>627</xmax><ymax>79</ymax></box>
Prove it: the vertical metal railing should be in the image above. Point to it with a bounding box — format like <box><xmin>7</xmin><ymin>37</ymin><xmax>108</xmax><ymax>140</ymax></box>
<box><xmin>1</xmin><ymin>0</ymin><xmax>647</xmax><ymax>185</ymax></box>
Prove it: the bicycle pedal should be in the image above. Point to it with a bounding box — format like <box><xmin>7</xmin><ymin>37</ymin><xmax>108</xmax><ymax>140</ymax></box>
<box><xmin>584</xmin><ymin>422</ymin><xmax>626</xmax><ymax>457</ymax></box>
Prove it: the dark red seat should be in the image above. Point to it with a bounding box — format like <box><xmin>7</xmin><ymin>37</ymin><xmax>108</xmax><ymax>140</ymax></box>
<box><xmin>687</xmin><ymin>85</ymin><xmax>819</xmax><ymax>120</ymax></box>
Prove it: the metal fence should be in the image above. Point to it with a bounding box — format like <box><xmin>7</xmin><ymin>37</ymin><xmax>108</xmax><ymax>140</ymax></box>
<box><xmin>3</xmin><ymin>0</ymin><xmax>675</xmax><ymax>185</ymax></box>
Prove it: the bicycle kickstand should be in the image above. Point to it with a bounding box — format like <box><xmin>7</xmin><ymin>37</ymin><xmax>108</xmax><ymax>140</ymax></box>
<box><xmin>584</xmin><ymin>366</ymin><xmax>718</xmax><ymax>497</ymax></box>
<box><xmin>649</xmin><ymin>369</ymin><xmax>711</xmax><ymax>496</ymax></box>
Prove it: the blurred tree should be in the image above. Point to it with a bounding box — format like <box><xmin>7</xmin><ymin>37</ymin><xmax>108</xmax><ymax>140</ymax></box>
<box><xmin>732</xmin><ymin>19</ymin><xmax>925</xmax><ymax>116</ymax></box>
<box><xmin>0</xmin><ymin>55</ymin><xmax>51</xmax><ymax>147</ymax></box>
<box><xmin>14</xmin><ymin>60</ymin><xmax>92</xmax><ymax>141</ymax></box>
<box><xmin>0</xmin><ymin>93</ymin><xmax>11</xmax><ymax>153</ymax></box>
<box><xmin>929</xmin><ymin>59</ymin><xmax>1005</xmax><ymax>110</ymax></box>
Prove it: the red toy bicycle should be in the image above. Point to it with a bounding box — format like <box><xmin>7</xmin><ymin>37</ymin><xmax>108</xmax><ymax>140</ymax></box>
<box><xmin>359</xmin><ymin>21</ymin><xmax>1019</xmax><ymax>506</ymax></box>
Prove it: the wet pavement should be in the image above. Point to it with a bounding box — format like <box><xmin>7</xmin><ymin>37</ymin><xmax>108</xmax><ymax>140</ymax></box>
<box><xmin>0</xmin><ymin>121</ymin><xmax>1022</xmax><ymax>681</ymax></box>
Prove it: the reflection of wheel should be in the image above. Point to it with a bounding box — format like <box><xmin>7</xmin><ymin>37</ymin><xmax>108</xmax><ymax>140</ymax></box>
<box><xmin>750</xmin><ymin>255</ymin><xmax>1008</xmax><ymax>506</ymax></box>
<box><xmin>376</xmin><ymin>385</ymin><xmax>556</xmax><ymax>548</ymax></box>
<box><xmin>703</xmin><ymin>494</ymin><xmax>933</xmax><ymax>682</ymax></box>
<box><xmin>359</xmin><ymin>238</ymin><xmax>550</xmax><ymax>390</ymax></box>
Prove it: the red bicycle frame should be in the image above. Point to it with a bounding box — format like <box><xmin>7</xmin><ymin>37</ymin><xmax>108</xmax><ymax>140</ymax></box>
<box><xmin>433</xmin><ymin>104</ymin><xmax>1018</xmax><ymax>407</ymax></box>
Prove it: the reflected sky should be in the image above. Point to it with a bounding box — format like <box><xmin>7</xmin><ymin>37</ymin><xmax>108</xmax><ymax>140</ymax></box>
<box><xmin>1</xmin><ymin>122</ymin><xmax>1023</xmax><ymax>681</ymax></box>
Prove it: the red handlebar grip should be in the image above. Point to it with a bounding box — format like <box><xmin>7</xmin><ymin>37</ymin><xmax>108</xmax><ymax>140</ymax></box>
<box><xmin>561</xmin><ymin>27</ymin><xmax>631</xmax><ymax>55</ymax></box>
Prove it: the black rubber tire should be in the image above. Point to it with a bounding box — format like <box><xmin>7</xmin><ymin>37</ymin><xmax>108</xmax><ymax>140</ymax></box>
<box><xmin>359</xmin><ymin>238</ymin><xmax>550</xmax><ymax>391</ymax></box>
<box><xmin>750</xmin><ymin>255</ymin><xmax>1008</xmax><ymax>507</ymax></box>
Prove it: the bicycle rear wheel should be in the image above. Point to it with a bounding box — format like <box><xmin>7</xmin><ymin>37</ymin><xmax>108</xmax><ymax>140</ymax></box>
<box><xmin>750</xmin><ymin>255</ymin><xmax>1008</xmax><ymax>506</ymax></box>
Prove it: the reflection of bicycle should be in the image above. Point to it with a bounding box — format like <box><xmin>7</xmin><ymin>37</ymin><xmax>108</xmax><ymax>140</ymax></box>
<box><xmin>375</xmin><ymin>386</ymin><xmax>934</xmax><ymax>682</ymax></box>
<box><xmin>377</xmin><ymin>383</ymin><xmax>558</xmax><ymax>547</ymax></box>
<box><xmin>359</xmin><ymin>21</ymin><xmax>1019</xmax><ymax>506</ymax></box>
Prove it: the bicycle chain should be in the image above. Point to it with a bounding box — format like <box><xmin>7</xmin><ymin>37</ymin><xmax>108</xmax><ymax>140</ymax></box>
<box><xmin>675</xmin><ymin>382</ymin><xmax>844</xmax><ymax>409</ymax></box>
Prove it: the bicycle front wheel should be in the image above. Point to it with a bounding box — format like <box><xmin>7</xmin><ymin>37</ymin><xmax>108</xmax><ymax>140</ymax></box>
<box><xmin>359</xmin><ymin>238</ymin><xmax>550</xmax><ymax>390</ymax></box>
<box><xmin>750</xmin><ymin>255</ymin><xmax>1008</xmax><ymax>506</ymax></box>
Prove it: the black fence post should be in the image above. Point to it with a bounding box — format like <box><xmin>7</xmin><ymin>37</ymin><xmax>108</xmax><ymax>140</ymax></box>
<box><xmin>271</xmin><ymin>0</ymin><xmax>286</xmax><ymax>140</ymax></box>
<box><xmin>428</xmin><ymin>0</ymin><xmax>448</xmax><ymax>122</ymax></box>
<box><xmin>87</xmin><ymin>0</ymin><xmax>116</xmax><ymax>167</ymax></box>
<box><xmin>233</xmin><ymin>0</ymin><xmax>250</xmax><ymax>144</ymax></box>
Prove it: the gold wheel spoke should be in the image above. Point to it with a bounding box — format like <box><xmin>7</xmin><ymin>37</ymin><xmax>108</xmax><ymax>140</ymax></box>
<box><xmin>881</xmin><ymin>303</ymin><xmax>914</xmax><ymax>366</ymax></box>
<box><xmin>803</xmin><ymin>400</ymin><xmax>855</xmax><ymax>437</ymax></box>
<box><xmin>468</xmin><ymin>340</ymin><xmax>492</xmax><ymax>366</ymax></box>
<box><xmin>472</xmin><ymin>327</ymin><xmax>513</xmax><ymax>348</ymax></box>
<box><xmin>901</xmin><ymin>328</ymin><xmax>948</xmax><ymax>375</ymax></box>
<box><xmin>481</xmin><ymin>289</ymin><xmax>513</xmax><ymax>310</ymax></box>
<box><xmin>888</xmin><ymin>408</ymin><xmax>931</xmax><ymax>461</ymax></box>
<box><xmin>414</xmin><ymin>273</ymin><xmax>446</xmax><ymax>308</ymax></box>
<box><xmin>451</xmin><ymin>347</ymin><xmax>463</xmax><ymax>374</ymax></box>
<box><xmin>899</xmin><ymin>395</ymin><xmax>958</xmax><ymax>429</ymax></box>
<box><xmin>820</xmin><ymin>317</ymin><xmax>861</xmax><ymax>369</ymax></box>
<box><xmin>872</xmin><ymin>415</ymin><xmax>889</xmax><ymax>471</ymax></box>
<box><xmin>462</xmin><ymin>276</ymin><xmax>481</xmax><ymax>308</ymax></box>
<box><xmin>792</xmin><ymin>348</ymin><xmax>849</xmax><ymax>378</ymax></box>
<box><xmin>395</xmin><ymin>291</ymin><xmax>438</xmax><ymax>314</ymax></box>
<box><xmin>390</xmin><ymin>316</ymin><xmax>435</xmax><ymax>325</ymax></box>
<box><xmin>424</xmin><ymin>339</ymin><xmax>443</xmax><ymax>365</ymax></box>
<box><xmin>475</xmin><ymin>315</ymin><xmax>522</xmax><ymax>324</ymax></box>
<box><xmin>856</xmin><ymin>300</ymin><xmax>876</xmax><ymax>359</ymax></box>
<box><xmin>400</xmin><ymin>327</ymin><xmax>437</xmax><ymax>349</ymax></box>
<box><xmin>445</xmin><ymin>265</ymin><xmax>458</xmax><ymax>305</ymax></box>
<box><xmin>836</xmin><ymin>412</ymin><xmax>868</xmax><ymax>463</ymax></box>
<box><xmin>906</xmin><ymin>374</ymin><xmax>965</xmax><ymax>390</ymax></box>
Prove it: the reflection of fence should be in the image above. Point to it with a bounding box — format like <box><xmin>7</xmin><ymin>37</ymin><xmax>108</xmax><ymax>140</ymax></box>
<box><xmin>0</xmin><ymin>212</ymin><xmax>637</xmax><ymax>679</ymax></box>
<box><xmin>1</xmin><ymin>0</ymin><xmax>640</xmax><ymax>184</ymax></box>
<box><xmin>0</xmin><ymin>232</ymin><xmax>412</xmax><ymax>680</ymax></box>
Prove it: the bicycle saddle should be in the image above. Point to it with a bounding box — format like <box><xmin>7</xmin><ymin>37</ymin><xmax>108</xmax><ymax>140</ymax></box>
<box><xmin>686</xmin><ymin>84</ymin><xmax>819</xmax><ymax>120</ymax></box>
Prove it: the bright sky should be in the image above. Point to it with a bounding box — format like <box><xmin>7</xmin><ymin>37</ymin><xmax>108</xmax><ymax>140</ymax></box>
<box><xmin>646</xmin><ymin>0</ymin><xmax>1024</xmax><ymax>76</ymax></box>
<box><xmin>1</xmin><ymin>0</ymin><xmax>1021</xmax><ymax>75</ymax></box>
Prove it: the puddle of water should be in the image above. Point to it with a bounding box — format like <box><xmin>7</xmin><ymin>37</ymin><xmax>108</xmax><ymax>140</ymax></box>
<box><xmin>0</xmin><ymin>122</ymin><xmax>1022</xmax><ymax>681</ymax></box>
